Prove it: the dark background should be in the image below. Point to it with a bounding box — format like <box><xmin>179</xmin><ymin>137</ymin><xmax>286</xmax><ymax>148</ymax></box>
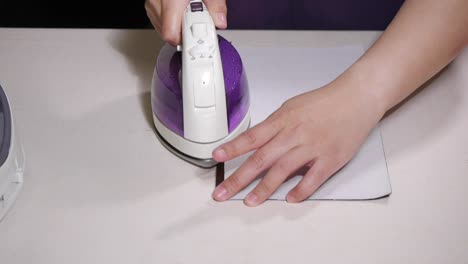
<box><xmin>0</xmin><ymin>0</ymin><xmax>149</xmax><ymax>28</ymax></box>
<box><xmin>0</xmin><ymin>0</ymin><xmax>404</xmax><ymax>30</ymax></box>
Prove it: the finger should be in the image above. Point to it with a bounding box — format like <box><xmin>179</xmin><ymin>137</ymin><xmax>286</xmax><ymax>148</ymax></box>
<box><xmin>286</xmin><ymin>159</ymin><xmax>334</xmax><ymax>203</ymax></box>
<box><xmin>146</xmin><ymin>4</ymin><xmax>162</xmax><ymax>32</ymax></box>
<box><xmin>145</xmin><ymin>0</ymin><xmax>162</xmax><ymax>18</ymax></box>
<box><xmin>154</xmin><ymin>18</ymin><xmax>162</xmax><ymax>33</ymax></box>
<box><xmin>213</xmin><ymin>118</ymin><xmax>282</xmax><ymax>162</ymax></box>
<box><xmin>212</xmin><ymin>130</ymin><xmax>296</xmax><ymax>201</ymax></box>
<box><xmin>204</xmin><ymin>0</ymin><xmax>228</xmax><ymax>29</ymax></box>
<box><xmin>244</xmin><ymin>147</ymin><xmax>313</xmax><ymax>207</ymax></box>
<box><xmin>160</xmin><ymin>0</ymin><xmax>190</xmax><ymax>45</ymax></box>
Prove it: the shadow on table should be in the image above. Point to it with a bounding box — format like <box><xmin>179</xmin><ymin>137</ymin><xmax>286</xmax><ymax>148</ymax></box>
<box><xmin>107</xmin><ymin>29</ymin><xmax>164</xmax><ymax>128</ymax></box>
<box><xmin>153</xmin><ymin>194</ymin><xmax>391</xmax><ymax>240</ymax></box>
<box><xmin>154</xmin><ymin>201</ymin><xmax>321</xmax><ymax>240</ymax></box>
<box><xmin>11</xmin><ymin>30</ymin><xmax>214</xmax><ymax>208</ymax></box>
<box><xmin>15</xmin><ymin>94</ymin><xmax>214</xmax><ymax>205</ymax></box>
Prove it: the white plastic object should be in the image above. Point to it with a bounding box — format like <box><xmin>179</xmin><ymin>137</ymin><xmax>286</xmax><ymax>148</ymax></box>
<box><xmin>181</xmin><ymin>0</ymin><xmax>228</xmax><ymax>143</ymax></box>
<box><xmin>0</xmin><ymin>85</ymin><xmax>25</xmax><ymax>221</ymax></box>
<box><xmin>153</xmin><ymin>109</ymin><xmax>250</xmax><ymax>160</ymax></box>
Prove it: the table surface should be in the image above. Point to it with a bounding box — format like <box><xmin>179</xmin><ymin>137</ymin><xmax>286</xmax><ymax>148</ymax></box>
<box><xmin>0</xmin><ymin>28</ymin><xmax>467</xmax><ymax>264</ymax></box>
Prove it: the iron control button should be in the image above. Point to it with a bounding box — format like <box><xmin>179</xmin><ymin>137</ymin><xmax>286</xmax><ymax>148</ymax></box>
<box><xmin>189</xmin><ymin>44</ymin><xmax>213</xmax><ymax>58</ymax></box>
<box><xmin>190</xmin><ymin>2</ymin><xmax>203</xmax><ymax>12</ymax></box>
<box><xmin>191</xmin><ymin>23</ymin><xmax>207</xmax><ymax>38</ymax></box>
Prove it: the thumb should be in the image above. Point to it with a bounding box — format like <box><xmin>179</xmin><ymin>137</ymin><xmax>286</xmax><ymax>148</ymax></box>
<box><xmin>204</xmin><ymin>0</ymin><xmax>228</xmax><ymax>29</ymax></box>
<box><xmin>161</xmin><ymin>0</ymin><xmax>190</xmax><ymax>45</ymax></box>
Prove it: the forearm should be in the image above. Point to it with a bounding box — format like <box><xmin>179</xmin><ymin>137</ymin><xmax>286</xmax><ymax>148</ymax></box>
<box><xmin>343</xmin><ymin>0</ymin><xmax>468</xmax><ymax>115</ymax></box>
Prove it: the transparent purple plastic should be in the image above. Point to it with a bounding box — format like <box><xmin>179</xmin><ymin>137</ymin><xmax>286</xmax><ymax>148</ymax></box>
<box><xmin>152</xmin><ymin>36</ymin><xmax>250</xmax><ymax>137</ymax></box>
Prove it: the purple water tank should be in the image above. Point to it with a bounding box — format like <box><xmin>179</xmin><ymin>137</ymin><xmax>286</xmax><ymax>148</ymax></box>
<box><xmin>151</xmin><ymin>35</ymin><xmax>250</xmax><ymax>137</ymax></box>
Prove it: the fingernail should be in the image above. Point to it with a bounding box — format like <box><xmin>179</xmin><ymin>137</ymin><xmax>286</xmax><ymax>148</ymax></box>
<box><xmin>245</xmin><ymin>193</ymin><xmax>258</xmax><ymax>206</ymax></box>
<box><xmin>213</xmin><ymin>148</ymin><xmax>227</xmax><ymax>161</ymax></box>
<box><xmin>286</xmin><ymin>194</ymin><xmax>297</xmax><ymax>203</ymax></box>
<box><xmin>213</xmin><ymin>186</ymin><xmax>228</xmax><ymax>201</ymax></box>
<box><xmin>216</xmin><ymin>13</ymin><xmax>227</xmax><ymax>28</ymax></box>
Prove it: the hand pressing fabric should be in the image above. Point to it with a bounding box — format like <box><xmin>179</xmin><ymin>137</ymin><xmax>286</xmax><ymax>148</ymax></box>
<box><xmin>212</xmin><ymin>74</ymin><xmax>384</xmax><ymax>206</ymax></box>
<box><xmin>211</xmin><ymin>0</ymin><xmax>467</xmax><ymax>206</ymax></box>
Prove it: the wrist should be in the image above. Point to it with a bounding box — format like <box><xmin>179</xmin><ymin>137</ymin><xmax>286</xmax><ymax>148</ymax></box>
<box><xmin>335</xmin><ymin>58</ymin><xmax>395</xmax><ymax>117</ymax></box>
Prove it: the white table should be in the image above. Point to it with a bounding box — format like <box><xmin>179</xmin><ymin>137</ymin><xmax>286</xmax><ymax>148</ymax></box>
<box><xmin>0</xmin><ymin>28</ymin><xmax>467</xmax><ymax>264</ymax></box>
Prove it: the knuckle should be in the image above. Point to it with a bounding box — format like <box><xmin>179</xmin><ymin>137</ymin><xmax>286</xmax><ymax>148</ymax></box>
<box><xmin>243</xmin><ymin>129</ymin><xmax>257</xmax><ymax>145</ymax></box>
<box><xmin>313</xmin><ymin>165</ymin><xmax>329</xmax><ymax>181</ymax></box>
<box><xmin>216</xmin><ymin>4</ymin><xmax>227</xmax><ymax>13</ymax></box>
<box><xmin>254</xmin><ymin>182</ymin><xmax>272</xmax><ymax>197</ymax></box>
<box><xmin>145</xmin><ymin>0</ymin><xmax>158</xmax><ymax>14</ymax></box>
<box><xmin>280</xmin><ymin>100</ymin><xmax>299</xmax><ymax>119</ymax></box>
<box><xmin>267</xmin><ymin>110</ymin><xmax>280</xmax><ymax>121</ymax></box>
<box><xmin>284</xmin><ymin>107</ymin><xmax>298</xmax><ymax>119</ymax></box>
<box><xmin>155</xmin><ymin>24</ymin><xmax>162</xmax><ymax>33</ymax></box>
<box><xmin>224</xmin><ymin>175</ymin><xmax>242</xmax><ymax>193</ymax></box>
<box><xmin>144</xmin><ymin>0</ymin><xmax>151</xmax><ymax>11</ymax></box>
<box><xmin>160</xmin><ymin>28</ymin><xmax>178</xmax><ymax>44</ymax></box>
<box><xmin>249</xmin><ymin>151</ymin><xmax>266</xmax><ymax>170</ymax></box>
<box><xmin>267</xmin><ymin>117</ymin><xmax>283</xmax><ymax>132</ymax></box>
<box><xmin>276</xmin><ymin>159</ymin><xmax>292</xmax><ymax>174</ymax></box>
<box><xmin>288</xmin><ymin>124</ymin><xmax>305</xmax><ymax>142</ymax></box>
<box><xmin>223</xmin><ymin>143</ymin><xmax>238</xmax><ymax>157</ymax></box>
<box><xmin>281</xmin><ymin>98</ymin><xmax>294</xmax><ymax>111</ymax></box>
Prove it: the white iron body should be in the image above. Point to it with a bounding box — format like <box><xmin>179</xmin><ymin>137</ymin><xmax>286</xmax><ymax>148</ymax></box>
<box><xmin>181</xmin><ymin>0</ymin><xmax>228</xmax><ymax>143</ymax></box>
<box><xmin>152</xmin><ymin>0</ymin><xmax>250</xmax><ymax>167</ymax></box>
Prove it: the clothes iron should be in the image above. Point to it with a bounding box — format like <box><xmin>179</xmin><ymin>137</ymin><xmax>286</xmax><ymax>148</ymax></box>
<box><xmin>0</xmin><ymin>84</ymin><xmax>25</xmax><ymax>221</ymax></box>
<box><xmin>151</xmin><ymin>0</ymin><xmax>250</xmax><ymax>168</ymax></box>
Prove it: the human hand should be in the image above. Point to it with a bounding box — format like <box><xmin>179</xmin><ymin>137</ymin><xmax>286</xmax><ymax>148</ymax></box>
<box><xmin>145</xmin><ymin>0</ymin><xmax>228</xmax><ymax>46</ymax></box>
<box><xmin>212</xmin><ymin>78</ymin><xmax>386</xmax><ymax>206</ymax></box>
